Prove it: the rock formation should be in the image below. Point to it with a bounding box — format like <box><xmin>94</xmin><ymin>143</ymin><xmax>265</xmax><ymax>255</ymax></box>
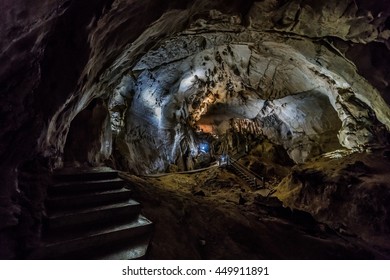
<box><xmin>1</xmin><ymin>0</ymin><xmax>390</xmax><ymax>258</ymax></box>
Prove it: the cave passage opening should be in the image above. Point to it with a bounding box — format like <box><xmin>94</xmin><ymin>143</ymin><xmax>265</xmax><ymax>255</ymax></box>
<box><xmin>105</xmin><ymin>40</ymin><xmax>366</xmax><ymax>175</ymax></box>
<box><xmin>3</xmin><ymin>0</ymin><xmax>390</xmax><ymax>260</ymax></box>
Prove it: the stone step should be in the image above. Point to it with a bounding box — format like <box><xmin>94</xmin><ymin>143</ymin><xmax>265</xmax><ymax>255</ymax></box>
<box><xmin>230</xmin><ymin>164</ymin><xmax>261</xmax><ymax>188</ymax></box>
<box><xmin>79</xmin><ymin>235</ymin><xmax>152</xmax><ymax>260</ymax></box>
<box><xmin>48</xmin><ymin>178</ymin><xmax>126</xmax><ymax>195</ymax></box>
<box><xmin>46</xmin><ymin>199</ymin><xmax>141</xmax><ymax>230</ymax></box>
<box><xmin>30</xmin><ymin>215</ymin><xmax>153</xmax><ymax>259</ymax></box>
<box><xmin>34</xmin><ymin>166</ymin><xmax>153</xmax><ymax>259</ymax></box>
<box><xmin>46</xmin><ymin>188</ymin><xmax>132</xmax><ymax>211</ymax></box>
<box><xmin>53</xmin><ymin>166</ymin><xmax>118</xmax><ymax>182</ymax></box>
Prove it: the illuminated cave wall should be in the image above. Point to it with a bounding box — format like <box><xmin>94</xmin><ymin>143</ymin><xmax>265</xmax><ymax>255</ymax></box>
<box><xmin>2</xmin><ymin>0</ymin><xmax>390</xmax><ymax>258</ymax></box>
<box><xmin>108</xmin><ymin>32</ymin><xmax>389</xmax><ymax>173</ymax></box>
<box><xmin>23</xmin><ymin>1</ymin><xmax>389</xmax><ymax>175</ymax></box>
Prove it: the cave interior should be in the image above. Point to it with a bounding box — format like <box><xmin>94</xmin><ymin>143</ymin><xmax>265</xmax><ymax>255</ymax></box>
<box><xmin>1</xmin><ymin>0</ymin><xmax>390</xmax><ymax>259</ymax></box>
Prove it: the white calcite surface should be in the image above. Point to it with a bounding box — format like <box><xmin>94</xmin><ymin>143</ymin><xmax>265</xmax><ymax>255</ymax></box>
<box><xmin>16</xmin><ymin>1</ymin><xmax>385</xmax><ymax>173</ymax></box>
<box><xmin>1</xmin><ymin>0</ymin><xmax>390</xmax><ymax>258</ymax></box>
<box><xmin>109</xmin><ymin>27</ymin><xmax>389</xmax><ymax>171</ymax></box>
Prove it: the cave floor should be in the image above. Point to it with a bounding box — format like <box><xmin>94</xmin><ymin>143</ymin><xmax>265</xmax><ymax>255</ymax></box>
<box><xmin>120</xmin><ymin>157</ymin><xmax>388</xmax><ymax>259</ymax></box>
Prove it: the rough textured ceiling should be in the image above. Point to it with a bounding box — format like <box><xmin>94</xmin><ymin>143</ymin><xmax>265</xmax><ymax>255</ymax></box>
<box><xmin>1</xmin><ymin>0</ymin><xmax>390</xmax><ymax>172</ymax></box>
<box><xmin>2</xmin><ymin>0</ymin><xmax>390</xmax><ymax>260</ymax></box>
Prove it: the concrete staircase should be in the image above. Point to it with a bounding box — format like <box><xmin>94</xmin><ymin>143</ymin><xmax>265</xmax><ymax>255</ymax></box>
<box><xmin>228</xmin><ymin>159</ymin><xmax>265</xmax><ymax>189</ymax></box>
<box><xmin>29</xmin><ymin>167</ymin><xmax>153</xmax><ymax>259</ymax></box>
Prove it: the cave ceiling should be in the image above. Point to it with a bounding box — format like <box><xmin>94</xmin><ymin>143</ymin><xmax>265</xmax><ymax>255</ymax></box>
<box><xmin>1</xmin><ymin>0</ymin><xmax>390</xmax><ymax>174</ymax></box>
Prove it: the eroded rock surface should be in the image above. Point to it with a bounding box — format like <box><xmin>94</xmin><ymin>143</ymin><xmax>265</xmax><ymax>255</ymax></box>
<box><xmin>275</xmin><ymin>150</ymin><xmax>390</xmax><ymax>252</ymax></box>
<box><xmin>1</xmin><ymin>0</ymin><xmax>390</xmax><ymax>259</ymax></box>
<box><xmin>106</xmin><ymin>12</ymin><xmax>390</xmax><ymax>172</ymax></box>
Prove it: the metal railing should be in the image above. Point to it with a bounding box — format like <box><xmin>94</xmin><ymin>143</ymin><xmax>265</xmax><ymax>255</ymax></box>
<box><xmin>228</xmin><ymin>156</ymin><xmax>266</xmax><ymax>189</ymax></box>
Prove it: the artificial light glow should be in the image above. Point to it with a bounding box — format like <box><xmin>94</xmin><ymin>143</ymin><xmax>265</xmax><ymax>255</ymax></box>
<box><xmin>199</xmin><ymin>142</ymin><xmax>210</xmax><ymax>153</ymax></box>
<box><xmin>218</xmin><ymin>154</ymin><xmax>230</xmax><ymax>166</ymax></box>
<box><xmin>197</xmin><ymin>124</ymin><xmax>214</xmax><ymax>133</ymax></box>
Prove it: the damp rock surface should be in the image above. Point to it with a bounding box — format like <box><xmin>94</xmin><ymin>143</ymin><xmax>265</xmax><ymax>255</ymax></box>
<box><xmin>275</xmin><ymin>149</ymin><xmax>390</xmax><ymax>253</ymax></box>
<box><xmin>120</xmin><ymin>165</ymin><xmax>388</xmax><ymax>259</ymax></box>
<box><xmin>1</xmin><ymin>0</ymin><xmax>390</xmax><ymax>259</ymax></box>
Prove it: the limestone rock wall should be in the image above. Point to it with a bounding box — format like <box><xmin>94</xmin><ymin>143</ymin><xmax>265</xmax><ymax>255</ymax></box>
<box><xmin>274</xmin><ymin>153</ymin><xmax>390</xmax><ymax>250</ymax></box>
<box><xmin>27</xmin><ymin>0</ymin><xmax>390</xmax><ymax>173</ymax></box>
<box><xmin>1</xmin><ymin>0</ymin><xmax>390</xmax><ymax>257</ymax></box>
<box><xmin>111</xmin><ymin>23</ymin><xmax>389</xmax><ymax>170</ymax></box>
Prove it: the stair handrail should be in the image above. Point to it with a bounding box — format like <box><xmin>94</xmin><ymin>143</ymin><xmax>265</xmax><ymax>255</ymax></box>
<box><xmin>230</xmin><ymin>157</ymin><xmax>264</xmax><ymax>182</ymax></box>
